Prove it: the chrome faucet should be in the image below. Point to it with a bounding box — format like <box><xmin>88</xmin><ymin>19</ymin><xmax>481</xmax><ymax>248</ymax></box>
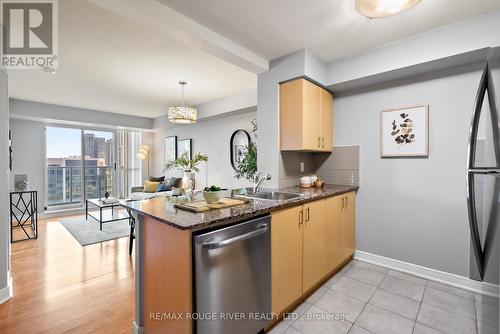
<box><xmin>253</xmin><ymin>173</ymin><xmax>272</xmax><ymax>193</ymax></box>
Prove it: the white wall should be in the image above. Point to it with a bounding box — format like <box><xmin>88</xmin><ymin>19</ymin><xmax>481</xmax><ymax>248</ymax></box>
<box><xmin>0</xmin><ymin>70</ymin><xmax>11</xmax><ymax>303</ymax></box>
<box><xmin>152</xmin><ymin>109</ymin><xmax>257</xmax><ymax>190</ymax></box>
<box><xmin>334</xmin><ymin>63</ymin><xmax>485</xmax><ymax>277</ymax></box>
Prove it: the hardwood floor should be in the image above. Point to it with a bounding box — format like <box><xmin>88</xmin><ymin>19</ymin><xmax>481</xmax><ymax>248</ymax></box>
<box><xmin>0</xmin><ymin>216</ymin><xmax>135</xmax><ymax>333</ymax></box>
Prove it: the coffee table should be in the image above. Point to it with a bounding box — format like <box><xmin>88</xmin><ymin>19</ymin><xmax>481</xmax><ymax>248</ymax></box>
<box><xmin>86</xmin><ymin>198</ymin><xmax>130</xmax><ymax>231</ymax></box>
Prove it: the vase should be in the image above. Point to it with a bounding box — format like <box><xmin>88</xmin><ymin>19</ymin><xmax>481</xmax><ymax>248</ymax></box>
<box><xmin>189</xmin><ymin>172</ymin><xmax>196</xmax><ymax>191</ymax></box>
<box><xmin>182</xmin><ymin>170</ymin><xmax>192</xmax><ymax>192</ymax></box>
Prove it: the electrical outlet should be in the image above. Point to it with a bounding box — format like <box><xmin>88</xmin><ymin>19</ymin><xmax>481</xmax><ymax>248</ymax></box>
<box><xmin>300</xmin><ymin>162</ymin><xmax>305</xmax><ymax>173</ymax></box>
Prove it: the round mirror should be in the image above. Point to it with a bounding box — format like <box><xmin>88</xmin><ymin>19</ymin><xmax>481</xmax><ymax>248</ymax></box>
<box><xmin>230</xmin><ymin>129</ymin><xmax>251</xmax><ymax>172</ymax></box>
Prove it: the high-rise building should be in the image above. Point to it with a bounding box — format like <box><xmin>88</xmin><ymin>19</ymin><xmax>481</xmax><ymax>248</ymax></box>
<box><xmin>46</xmin><ymin>155</ymin><xmax>110</xmax><ymax>205</ymax></box>
<box><xmin>83</xmin><ymin>133</ymin><xmax>95</xmax><ymax>158</ymax></box>
<box><xmin>94</xmin><ymin>137</ymin><xmax>106</xmax><ymax>160</ymax></box>
<box><xmin>105</xmin><ymin>139</ymin><xmax>114</xmax><ymax>166</ymax></box>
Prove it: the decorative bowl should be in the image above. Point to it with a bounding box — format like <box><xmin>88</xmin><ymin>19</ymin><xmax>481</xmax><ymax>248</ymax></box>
<box><xmin>203</xmin><ymin>191</ymin><xmax>222</xmax><ymax>204</ymax></box>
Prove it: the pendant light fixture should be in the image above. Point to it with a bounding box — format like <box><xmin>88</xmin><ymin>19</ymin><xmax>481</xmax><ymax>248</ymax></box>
<box><xmin>355</xmin><ymin>0</ymin><xmax>421</xmax><ymax>18</ymax></box>
<box><xmin>168</xmin><ymin>81</ymin><xmax>197</xmax><ymax>124</ymax></box>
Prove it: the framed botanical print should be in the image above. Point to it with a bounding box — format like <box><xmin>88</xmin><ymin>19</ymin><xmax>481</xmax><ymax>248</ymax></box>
<box><xmin>177</xmin><ymin>138</ymin><xmax>192</xmax><ymax>160</ymax></box>
<box><xmin>165</xmin><ymin>136</ymin><xmax>177</xmax><ymax>165</ymax></box>
<box><xmin>381</xmin><ymin>105</ymin><xmax>429</xmax><ymax>157</ymax></box>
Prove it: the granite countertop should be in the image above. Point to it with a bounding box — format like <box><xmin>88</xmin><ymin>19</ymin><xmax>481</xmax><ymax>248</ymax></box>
<box><xmin>121</xmin><ymin>184</ymin><xmax>358</xmax><ymax>231</ymax></box>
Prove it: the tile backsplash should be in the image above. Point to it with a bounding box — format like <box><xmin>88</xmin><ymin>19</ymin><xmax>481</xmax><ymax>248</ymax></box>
<box><xmin>278</xmin><ymin>146</ymin><xmax>360</xmax><ymax>188</ymax></box>
<box><xmin>279</xmin><ymin>151</ymin><xmax>315</xmax><ymax>188</ymax></box>
<box><xmin>313</xmin><ymin>146</ymin><xmax>360</xmax><ymax>186</ymax></box>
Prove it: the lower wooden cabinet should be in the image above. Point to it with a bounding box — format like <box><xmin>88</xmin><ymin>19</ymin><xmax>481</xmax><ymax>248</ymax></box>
<box><xmin>325</xmin><ymin>195</ymin><xmax>344</xmax><ymax>273</ymax></box>
<box><xmin>271</xmin><ymin>191</ymin><xmax>356</xmax><ymax>315</ymax></box>
<box><xmin>271</xmin><ymin>205</ymin><xmax>303</xmax><ymax>315</ymax></box>
<box><xmin>343</xmin><ymin>191</ymin><xmax>356</xmax><ymax>258</ymax></box>
<box><xmin>325</xmin><ymin>191</ymin><xmax>356</xmax><ymax>271</ymax></box>
<box><xmin>302</xmin><ymin>199</ymin><xmax>327</xmax><ymax>292</ymax></box>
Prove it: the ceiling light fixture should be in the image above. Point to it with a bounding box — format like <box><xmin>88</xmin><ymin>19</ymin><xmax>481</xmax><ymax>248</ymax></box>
<box><xmin>355</xmin><ymin>0</ymin><xmax>421</xmax><ymax>18</ymax></box>
<box><xmin>168</xmin><ymin>81</ymin><xmax>197</xmax><ymax>124</ymax></box>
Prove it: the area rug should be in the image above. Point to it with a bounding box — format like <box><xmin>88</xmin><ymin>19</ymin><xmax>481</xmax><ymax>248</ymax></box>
<box><xmin>59</xmin><ymin>213</ymin><xmax>130</xmax><ymax>246</ymax></box>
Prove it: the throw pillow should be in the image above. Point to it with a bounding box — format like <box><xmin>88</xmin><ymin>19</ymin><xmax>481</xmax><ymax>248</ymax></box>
<box><xmin>144</xmin><ymin>180</ymin><xmax>160</xmax><ymax>193</ymax></box>
<box><xmin>157</xmin><ymin>183</ymin><xmax>167</xmax><ymax>192</ymax></box>
<box><xmin>164</xmin><ymin>177</ymin><xmax>183</xmax><ymax>190</ymax></box>
<box><xmin>149</xmin><ymin>176</ymin><xmax>165</xmax><ymax>183</ymax></box>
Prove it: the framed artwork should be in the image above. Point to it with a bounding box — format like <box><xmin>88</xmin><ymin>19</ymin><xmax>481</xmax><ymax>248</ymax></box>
<box><xmin>165</xmin><ymin>136</ymin><xmax>177</xmax><ymax>165</ymax></box>
<box><xmin>177</xmin><ymin>138</ymin><xmax>192</xmax><ymax>160</ymax></box>
<box><xmin>381</xmin><ymin>105</ymin><xmax>429</xmax><ymax>158</ymax></box>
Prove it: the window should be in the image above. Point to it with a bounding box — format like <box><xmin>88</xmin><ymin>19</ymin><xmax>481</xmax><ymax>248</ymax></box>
<box><xmin>45</xmin><ymin>126</ymin><xmax>143</xmax><ymax>210</ymax></box>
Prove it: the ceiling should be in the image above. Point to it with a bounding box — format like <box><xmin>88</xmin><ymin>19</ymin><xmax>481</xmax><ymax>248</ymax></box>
<box><xmin>7</xmin><ymin>0</ymin><xmax>257</xmax><ymax>118</ymax></box>
<box><xmin>160</xmin><ymin>0</ymin><xmax>500</xmax><ymax>62</ymax></box>
<box><xmin>8</xmin><ymin>0</ymin><xmax>500</xmax><ymax>118</ymax></box>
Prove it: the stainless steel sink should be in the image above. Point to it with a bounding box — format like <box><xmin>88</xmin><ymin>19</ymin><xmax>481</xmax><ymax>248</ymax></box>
<box><xmin>239</xmin><ymin>191</ymin><xmax>303</xmax><ymax>201</ymax></box>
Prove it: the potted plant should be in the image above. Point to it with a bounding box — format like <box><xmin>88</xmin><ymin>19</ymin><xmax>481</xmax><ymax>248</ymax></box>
<box><xmin>164</xmin><ymin>152</ymin><xmax>208</xmax><ymax>191</ymax></box>
<box><xmin>234</xmin><ymin>141</ymin><xmax>257</xmax><ymax>183</ymax></box>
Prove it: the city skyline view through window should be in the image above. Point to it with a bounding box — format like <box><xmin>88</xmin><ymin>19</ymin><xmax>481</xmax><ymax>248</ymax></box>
<box><xmin>46</xmin><ymin>126</ymin><xmax>115</xmax><ymax>208</ymax></box>
<box><xmin>45</xmin><ymin>126</ymin><xmax>143</xmax><ymax>209</ymax></box>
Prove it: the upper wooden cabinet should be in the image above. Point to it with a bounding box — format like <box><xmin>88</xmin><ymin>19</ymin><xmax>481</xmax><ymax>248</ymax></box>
<box><xmin>280</xmin><ymin>78</ymin><xmax>333</xmax><ymax>152</ymax></box>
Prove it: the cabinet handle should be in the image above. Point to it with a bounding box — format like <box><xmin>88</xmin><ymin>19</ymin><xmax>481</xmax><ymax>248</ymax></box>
<box><xmin>305</xmin><ymin>207</ymin><xmax>310</xmax><ymax>222</ymax></box>
<box><xmin>346</xmin><ymin>196</ymin><xmax>349</xmax><ymax>208</ymax></box>
<box><xmin>322</xmin><ymin>137</ymin><xmax>325</xmax><ymax>148</ymax></box>
<box><xmin>341</xmin><ymin>197</ymin><xmax>345</xmax><ymax>209</ymax></box>
<box><xmin>299</xmin><ymin>209</ymin><xmax>303</xmax><ymax>225</ymax></box>
<box><xmin>317</xmin><ymin>137</ymin><xmax>321</xmax><ymax>148</ymax></box>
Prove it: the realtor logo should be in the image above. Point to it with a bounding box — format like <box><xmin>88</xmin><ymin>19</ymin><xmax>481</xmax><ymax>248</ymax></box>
<box><xmin>1</xmin><ymin>0</ymin><xmax>58</xmax><ymax>69</ymax></box>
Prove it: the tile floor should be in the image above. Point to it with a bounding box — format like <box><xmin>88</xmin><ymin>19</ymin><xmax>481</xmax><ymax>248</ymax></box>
<box><xmin>268</xmin><ymin>260</ymin><xmax>496</xmax><ymax>334</ymax></box>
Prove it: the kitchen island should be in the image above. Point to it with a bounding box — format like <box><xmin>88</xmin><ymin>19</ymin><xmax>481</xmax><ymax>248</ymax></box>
<box><xmin>122</xmin><ymin>185</ymin><xmax>358</xmax><ymax>334</ymax></box>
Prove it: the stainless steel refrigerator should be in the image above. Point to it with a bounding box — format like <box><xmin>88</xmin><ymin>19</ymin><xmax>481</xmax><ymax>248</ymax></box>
<box><xmin>467</xmin><ymin>57</ymin><xmax>500</xmax><ymax>334</ymax></box>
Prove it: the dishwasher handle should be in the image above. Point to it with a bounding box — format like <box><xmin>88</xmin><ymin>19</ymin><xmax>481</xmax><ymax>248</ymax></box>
<box><xmin>202</xmin><ymin>223</ymin><xmax>269</xmax><ymax>249</ymax></box>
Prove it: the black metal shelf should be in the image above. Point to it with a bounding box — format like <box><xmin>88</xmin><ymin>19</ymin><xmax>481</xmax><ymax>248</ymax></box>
<box><xmin>10</xmin><ymin>189</ymin><xmax>38</xmax><ymax>242</ymax></box>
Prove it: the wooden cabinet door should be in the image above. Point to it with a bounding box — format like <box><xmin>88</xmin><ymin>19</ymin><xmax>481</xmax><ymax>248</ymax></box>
<box><xmin>302</xmin><ymin>80</ymin><xmax>321</xmax><ymax>150</ymax></box>
<box><xmin>302</xmin><ymin>199</ymin><xmax>327</xmax><ymax>292</ymax></box>
<box><xmin>320</xmin><ymin>88</ymin><xmax>333</xmax><ymax>152</ymax></box>
<box><xmin>325</xmin><ymin>195</ymin><xmax>344</xmax><ymax>273</ymax></box>
<box><xmin>280</xmin><ymin>78</ymin><xmax>332</xmax><ymax>152</ymax></box>
<box><xmin>271</xmin><ymin>205</ymin><xmax>304</xmax><ymax>314</ymax></box>
<box><xmin>343</xmin><ymin>192</ymin><xmax>356</xmax><ymax>259</ymax></box>
<box><xmin>280</xmin><ymin>79</ymin><xmax>304</xmax><ymax>151</ymax></box>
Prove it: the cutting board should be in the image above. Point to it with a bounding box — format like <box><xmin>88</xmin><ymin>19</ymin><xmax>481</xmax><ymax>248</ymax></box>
<box><xmin>174</xmin><ymin>197</ymin><xmax>246</xmax><ymax>213</ymax></box>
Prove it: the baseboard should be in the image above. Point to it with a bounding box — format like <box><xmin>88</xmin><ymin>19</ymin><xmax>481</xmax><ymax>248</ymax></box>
<box><xmin>0</xmin><ymin>271</ymin><xmax>13</xmax><ymax>304</ymax></box>
<box><xmin>354</xmin><ymin>250</ymin><xmax>498</xmax><ymax>297</ymax></box>
<box><xmin>132</xmin><ymin>321</ymin><xmax>143</xmax><ymax>334</ymax></box>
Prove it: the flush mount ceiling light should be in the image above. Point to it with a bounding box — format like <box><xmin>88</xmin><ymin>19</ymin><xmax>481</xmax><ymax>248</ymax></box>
<box><xmin>168</xmin><ymin>81</ymin><xmax>197</xmax><ymax>124</ymax></box>
<box><xmin>355</xmin><ymin>0</ymin><xmax>421</xmax><ymax>18</ymax></box>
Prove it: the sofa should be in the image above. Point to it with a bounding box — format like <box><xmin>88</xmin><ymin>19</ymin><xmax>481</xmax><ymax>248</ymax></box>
<box><xmin>130</xmin><ymin>176</ymin><xmax>182</xmax><ymax>200</ymax></box>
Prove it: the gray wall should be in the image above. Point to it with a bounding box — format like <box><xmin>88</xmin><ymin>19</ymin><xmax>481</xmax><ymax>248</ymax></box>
<box><xmin>9</xmin><ymin>119</ymin><xmax>46</xmax><ymax>212</ymax></box>
<box><xmin>334</xmin><ymin>63</ymin><xmax>485</xmax><ymax>277</ymax></box>
<box><xmin>257</xmin><ymin>50</ymin><xmax>309</xmax><ymax>188</ymax></box>
<box><xmin>8</xmin><ymin>100</ymin><xmax>155</xmax><ymax>211</ymax></box>
<box><xmin>10</xmin><ymin>99</ymin><xmax>154</xmax><ymax>131</ymax></box>
<box><xmin>153</xmin><ymin>109</ymin><xmax>257</xmax><ymax>190</ymax></box>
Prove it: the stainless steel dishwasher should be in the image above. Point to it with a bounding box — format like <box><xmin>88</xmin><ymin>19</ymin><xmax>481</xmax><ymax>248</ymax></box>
<box><xmin>194</xmin><ymin>215</ymin><xmax>271</xmax><ymax>334</ymax></box>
